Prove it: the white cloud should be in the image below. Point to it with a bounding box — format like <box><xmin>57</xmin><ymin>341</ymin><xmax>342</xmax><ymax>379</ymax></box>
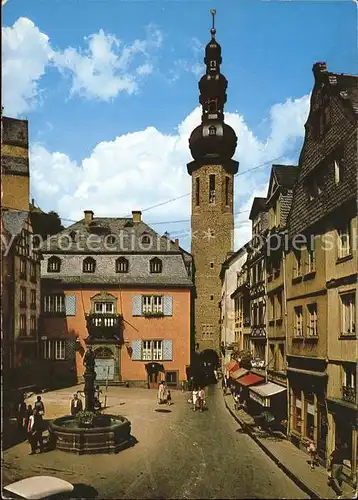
<box><xmin>169</xmin><ymin>37</ymin><xmax>205</xmax><ymax>82</ymax></box>
<box><xmin>53</xmin><ymin>26</ymin><xmax>163</xmax><ymax>100</ymax></box>
<box><xmin>29</xmin><ymin>94</ymin><xmax>309</xmax><ymax>251</ymax></box>
<box><xmin>2</xmin><ymin>18</ymin><xmax>163</xmax><ymax>115</ymax></box>
<box><xmin>2</xmin><ymin>17</ymin><xmax>53</xmax><ymax>116</ymax></box>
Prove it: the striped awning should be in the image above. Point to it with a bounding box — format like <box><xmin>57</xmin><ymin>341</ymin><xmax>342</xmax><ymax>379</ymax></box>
<box><xmin>225</xmin><ymin>360</ymin><xmax>239</xmax><ymax>375</ymax></box>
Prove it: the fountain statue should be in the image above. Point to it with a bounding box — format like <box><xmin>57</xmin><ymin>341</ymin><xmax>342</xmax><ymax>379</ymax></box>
<box><xmin>48</xmin><ymin>344</ymin><xmax>132</xmax><ymax>454</ymax></box>
<box><xmin>83</xmin><ymin>346</ymin><xmax>96</xmax><ymax>412</ymax></box>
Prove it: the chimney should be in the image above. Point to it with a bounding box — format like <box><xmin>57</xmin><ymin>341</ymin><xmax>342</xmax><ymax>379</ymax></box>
<box><xmin>31</xmin><ymin>198</ymin><xmax>35</xmax><ymax>206</ymax></box>
<box><xmin>132</xmin><ymin>210</ymin><xmax>142</xmax><ymax>223</ymax></box>
<box><xmin>312</xmin><ymin>62</ymin><xmax>327</xmax><ymax>81</ymax></box>
<box><xmin>84</xmin><ymin>210</ymin><xmax>94</xmax><ymax>225</ymax></box>
<box><xmin>175</xmin><ymin>238</ymin><xmax>179</xmax><ymax>249</ymax></box>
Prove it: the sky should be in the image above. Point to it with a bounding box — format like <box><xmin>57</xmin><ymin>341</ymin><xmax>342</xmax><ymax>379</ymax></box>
<box><xmin>2</xmin><ymin>0</ymin><xmax>357</xmax><ymax>251</ymax></box>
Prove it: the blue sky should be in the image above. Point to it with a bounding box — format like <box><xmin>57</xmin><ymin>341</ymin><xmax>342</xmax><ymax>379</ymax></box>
<box><xmin>2</xmin><ymin>0</ymin><xmax>357</xmax><ymax>249</ymax></box>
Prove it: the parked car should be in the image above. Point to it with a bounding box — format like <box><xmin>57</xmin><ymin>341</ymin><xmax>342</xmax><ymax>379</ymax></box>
<box><xmin>2</xmin><ymin>476</ymin><xmax>74</xmax><ymax>499</ymax></box>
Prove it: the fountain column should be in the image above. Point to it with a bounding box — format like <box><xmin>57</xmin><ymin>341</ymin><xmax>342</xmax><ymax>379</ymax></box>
<box><xmin>83</xmin><ymin>346</ymin><xmax>96</xmax><ymax>412</ymax></box>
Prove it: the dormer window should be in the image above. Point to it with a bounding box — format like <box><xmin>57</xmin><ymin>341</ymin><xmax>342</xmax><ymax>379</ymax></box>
<box><xmin>150</xmin><ymin>257</ymin><xmax>162</xmax><ymax>274</ymax></box>
<box><xmin>141</xmin><ymin>233</ymin><xmax>152</xmax><ymax>247</ymax></box>
<box><xmin>48</xmin><ymin>256</ymin><xmax>61</xmax><ymax>273</ymax></box>
<box><xmin>116</xmin><ymin>257</ymin><xmax>129</xmax><ymax>273</ymax></box>
<box><xmin>107</xmin><ymin>235</ymin><xmax>116</xmax><ymax>245</ymax></box>
<box><xmin>209</xmin><ymin>126</ymin><xmax>216</xmax><ymax>136</ymax></box>
<box><xmin>83</xmin><ymin>257</ymin><xmax>96</xmax><ymax>273</ymax></box>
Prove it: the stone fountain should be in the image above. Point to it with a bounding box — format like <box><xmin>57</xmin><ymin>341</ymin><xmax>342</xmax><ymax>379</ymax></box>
<box><xmin>49</xmin><ymin>346</ymin><xmax>131</xmax><ymax>454</ymax></box>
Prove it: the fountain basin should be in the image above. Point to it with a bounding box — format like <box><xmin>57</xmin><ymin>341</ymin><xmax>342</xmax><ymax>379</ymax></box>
<box><xmin>49</xmin><ymin>414</ymin><xmax>131</xmax><ymax>454</ymax></box>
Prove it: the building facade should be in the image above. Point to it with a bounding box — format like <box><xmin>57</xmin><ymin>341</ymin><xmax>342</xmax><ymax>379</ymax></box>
<box><xmin>286</xmin><ymin>62</ymin><xmax>357</xmax><ymax>480</ymax></box>
<box><xmin>187</xmin><ymin>13</ymin><xmax>238</xmax><ymax>357</ymax></box>
<box><xmin>220</xmin><ymin>247</ymin><xmax>247</xmax><ymax>365</ymax></box>
<box><xmin>1</xmin><ymin>116</ymin><xmax>41</xmax><ymax>393</ymax></box>
<box><xmin>247</xmin><ymin>198</ymin><xmax>269</xmax><ymax>366</ymax></box>
<box><xmin>40</xmin><ymin>210</ymin><xmax>193</xmax><ymax>388</ymax></box>
<box><xmin>265</xmin><ymin>165</ymin><xmax>299</xmax><ymax>385</ymax></box>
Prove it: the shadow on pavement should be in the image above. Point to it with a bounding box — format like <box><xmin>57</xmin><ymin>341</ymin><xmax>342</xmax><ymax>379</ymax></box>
<box><xmin>154</xmin><ymin>409</ymin><xmax>172</xmax><ymax>413</ymax></box>
<box><xmin>72</xmin><ymin>484</ymin><xmax>98</xmax><ymax>498</ymax></box>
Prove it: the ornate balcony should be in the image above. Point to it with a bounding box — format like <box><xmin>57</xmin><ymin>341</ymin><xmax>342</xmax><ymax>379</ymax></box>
<box><xmin>86</xmin><ymin>313</ymin><xmax>123</xmax><ymax>341</ymax></box>
<box><xmin>342</xmin><ymin>385</ymin><xmax>356</xmax><ymax>404</ymax></box>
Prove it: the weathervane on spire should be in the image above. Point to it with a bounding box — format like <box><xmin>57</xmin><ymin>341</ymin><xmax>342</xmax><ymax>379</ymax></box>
<box><xmin>210</xmin><ymin>9</ymin><xmax>216</xmax><ymax>37</ymax></box>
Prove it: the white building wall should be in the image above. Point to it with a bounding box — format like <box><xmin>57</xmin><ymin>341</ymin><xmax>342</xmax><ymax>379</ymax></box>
<box><xmin>221</xmin><ymin>248</ymin><xmax>247</xmax><ymax>363</ymax></box>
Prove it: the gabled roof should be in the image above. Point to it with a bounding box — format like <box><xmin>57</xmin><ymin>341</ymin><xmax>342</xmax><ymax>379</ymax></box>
<box><xmin>312</xmin><ymin>62</ymin><xmax>358</xmax><ymax>116</ymax></box>
<box><xmin>272</xmin><ymin>165</ymin><xmax>299</xmax><ymax>190</ymax></box>
<box><xmin>41</xmin><ymin>217</ymin><xmax>188</xmax><ymax>255</ymax></box>
<box><xmin>249</xmin><ymin>197</ymin><xmax>267</xmax><ymax>221</ymax></box>
<box><xmin>266</xmin><ymin>165</ymin><xmax>299</xmax><ymax>204</ymax></box>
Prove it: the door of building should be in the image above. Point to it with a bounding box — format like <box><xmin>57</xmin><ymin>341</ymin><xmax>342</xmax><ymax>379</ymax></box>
<box><xmin>94</xmin><ymin>347</ymin><xmax>115</xmax><ymax>381</ymax></box>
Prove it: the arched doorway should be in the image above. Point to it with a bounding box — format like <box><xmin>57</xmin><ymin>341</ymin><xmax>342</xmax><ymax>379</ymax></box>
<box><xmin>200</xmin><ymin>349</ymin><xmax>220</xmax><ymax>368</ymax></box>
<box><xmin>94</xmin><ymin>347</ymin><xmax>115</xmax><ymax>381</ymax></box>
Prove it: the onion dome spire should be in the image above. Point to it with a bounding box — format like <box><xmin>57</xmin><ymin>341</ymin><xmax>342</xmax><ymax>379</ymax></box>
<box><xmin>188</xmin><ymin>9</ymin><xmax>238</xmax><ymax>167</ymax></box>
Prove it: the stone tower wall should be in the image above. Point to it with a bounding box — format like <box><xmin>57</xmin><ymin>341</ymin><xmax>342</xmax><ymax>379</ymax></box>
<box><xmin>191</xmin><ymin>164</ymin><xmax>234</xmax><ymax>352</ymax></box>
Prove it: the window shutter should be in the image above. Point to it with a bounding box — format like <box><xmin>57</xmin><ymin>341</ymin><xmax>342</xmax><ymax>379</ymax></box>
<box><xmin>163</xmin><ymin>340</ymin><xmax>173</xmax><ymax>360</ymax></box>
<box><xmin>131</xmin><ymin>340</ymin><xmax>142</xmax><ymax>360</ymax></box>
<box><xmin>66</xmin><ymin>340</ymin><xmax>76</xmax><ymax>360</ymax></box>
<box><xmin>133</xmin><ymin>296</ymin><xmax>142</xmax><ymax>316</ymax></box>
<box><xmin>163</xmin><ymin>295</ymin><xmax>173</xmax><ymax>316</ymax></box>
<box><xmin>65</xmin><ymin>295</ymin><xmax>76</xmax><ymax>316</ymax></box>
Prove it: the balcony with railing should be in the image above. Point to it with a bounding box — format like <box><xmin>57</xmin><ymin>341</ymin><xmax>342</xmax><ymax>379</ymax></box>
<box><xmin>86</xmin><ymin>313</ymin><xmax>123</xmax><ymax>341</ymax></box>
<box><xmin>342</xmin><ymin>385</ymin><xmax>356</xmax><ymax>405</ymax></box>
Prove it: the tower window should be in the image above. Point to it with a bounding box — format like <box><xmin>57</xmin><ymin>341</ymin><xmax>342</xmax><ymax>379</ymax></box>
<box><xmin>195</xmin><ymin>177</ymin><xmax>200</xmax><ymax>206</ymax></box>
<box><xmin>210</xmin><ymin>262</ymin><xmax>214</xmax><ymax>268</ymax></box>
<box><xmin>208</xmin><ymin>100</ymin><xmax>218</xmax><ymax>113</ymax></box>
<box><xmin>225</xmin><ymin>177</ymin><xmax>230</xmax><ymax>205</ymax></box>
<box><xmin>209</xmin><ymin>174</ymin><xmax>216</xmax><ymax>203</ymax></box>
<box><xmin>210</xmin><ymin>60</ymin><xmax>217</xmax><ymax>69</ymax></box>
<box><xmin>210</xmin><ymin>295</ymin><xmax>214</xmax><ymax>301</ymax></box>
<box><xmin>209</xmin><ymin>126</ymin><xmax>216</xmax><ymax>136</ymax></box>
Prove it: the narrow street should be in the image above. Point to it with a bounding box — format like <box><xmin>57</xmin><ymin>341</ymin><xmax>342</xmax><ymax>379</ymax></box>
<box><xmin>3</xmin><ymin>385</ymin><xmax>308</xmax><ymax>499</ymax></box>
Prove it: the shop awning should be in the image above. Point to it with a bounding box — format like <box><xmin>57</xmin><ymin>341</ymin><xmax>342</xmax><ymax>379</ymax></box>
<box><xmin>230</xmin><ymin>368</ymin><xmax>248</xmax><ymax>380</ymax></box>
<box><xmin>236</xmin><ymin>373</ymin><xmax>264</xmax><ymax>387</ymax></box>
<box><xmin>225</xmin><ymin>360</ymin><xmax>239</xmax><ymax>374</ymax></box>
<box><xmin>249</xmin><ymin>382</ymin><xmax>286</xmax><ymax>407</ymax></box>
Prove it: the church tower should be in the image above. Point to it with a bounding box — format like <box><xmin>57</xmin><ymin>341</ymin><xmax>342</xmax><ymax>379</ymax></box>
<box><xmin>187</xmin><ymin>10</ymin><xmax>238</xmax><ymax>356</ymax></box>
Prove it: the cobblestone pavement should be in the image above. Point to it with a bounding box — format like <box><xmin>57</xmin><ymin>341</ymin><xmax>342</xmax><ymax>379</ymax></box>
<box><xmin>3</xmin><ymin>384</ymin><xmax>308</xmax><ymax>499</ymax></box>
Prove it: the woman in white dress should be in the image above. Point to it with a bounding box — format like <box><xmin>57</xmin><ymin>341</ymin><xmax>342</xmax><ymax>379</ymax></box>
<box><xmin>157</xmin><ymin>381</ymin><xmax>165</xmax><ymax>404</ymax></box>
<box><xmin>192</xmin><ymin>388</ymin><xmax>199</xmax><ymax>411</ymax></box>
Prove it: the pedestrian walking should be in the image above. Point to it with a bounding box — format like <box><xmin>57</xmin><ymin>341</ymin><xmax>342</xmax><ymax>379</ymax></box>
<box><xmin>25</xmin><ymin>404</ymin><xmax>33</xmax><ymax>430</ymax></box>
<box><xmin>198</xmin><ymin>387</ymin><xmax>205</xmax><ymax>411</ymax></box>
<box><xmin>192</xmin><ymin>387</ymin><xmax>199</xmax><ymax>411</ymax></box>
<box><xmin>307</xmin><ymin>439</ymin><xmax>318</xmax><ymax>469</ymax></box>
<box><xmin>167</xmin><ymin>389</ymin><xmax>172</xmax><ymax>406</ymax></box>
<box><xmin>34</xmin><ymin>396</ymin><xmax>45</xmax><ymax>416</ymax></box>
<box><xmin>17</xmin><ymin>395</ymin><xmax>27</xmax><ymax>431</ymax></box>
<box><xmin>157</xmin><ymin>381</ymin><xmax>165</xmax><ymax>404</ymax></box>
<box><xmin>181</xmin><ymin>380</ymin><xmax>185</xmax><ymax>393</ymax></box>
<box><xmin>328</xmin><ymin>443</ymin><xmax>347</xmax><ymax>496</ymax></box>
<box><xmin>70</xmin><ymin>393</ymin><xmax>83</xmax><ymax>416</ymax></box>
<box><xmin>27</xmin><ymin>410</ymin><xmax>44</xmax><ymax>455</ymax></box>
